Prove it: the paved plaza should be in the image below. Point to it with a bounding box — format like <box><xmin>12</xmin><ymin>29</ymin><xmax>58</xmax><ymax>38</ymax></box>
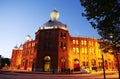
<box><xmin>0</xmin><ymin>71</ymin><xmax>119</xmax><ymax>79</ymax></box>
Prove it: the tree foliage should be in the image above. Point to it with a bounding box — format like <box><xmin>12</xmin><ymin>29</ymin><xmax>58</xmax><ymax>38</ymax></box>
<box><xmin>80</xmin><ymin>0</ymin><xmax>120</xmax><ymax>42</ymax></box>
<box><xmin>99</xmin><ymin>39</ymin><xmax>114</xmax><ymax>54</ymax></box>
<box><xmin>0</xmin><ymin>58</ymin><xmax>10</xmax><ymax>69</ymax></box>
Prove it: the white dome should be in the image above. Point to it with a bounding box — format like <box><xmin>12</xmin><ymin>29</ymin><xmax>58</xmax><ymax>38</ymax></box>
<box><xmin>50</xmin><ymin>9</ymin><xmax>59</xmax><ymax>20</ymax></box>
<box><xmin>26</xmin><ymin>35</ymin><xmax>31</xmax><ymax>41</ymax></box>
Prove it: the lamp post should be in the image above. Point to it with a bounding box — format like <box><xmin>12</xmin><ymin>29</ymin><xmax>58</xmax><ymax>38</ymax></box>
<box><xmin>99</xmin><ymin>40</ymin><xmax>106</xmax><ymax>79</ymax></box>
<box><xmin>101</xmin><ymin>52</ymin><xmax>106</xmax><ymax>79</ymax></box>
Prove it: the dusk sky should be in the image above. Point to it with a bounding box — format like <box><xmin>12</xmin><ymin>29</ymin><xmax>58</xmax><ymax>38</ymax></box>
<box><xmin>0</xmin><ymin>0</ymin><xmax>100</xmax><ymax>58</ymax></box>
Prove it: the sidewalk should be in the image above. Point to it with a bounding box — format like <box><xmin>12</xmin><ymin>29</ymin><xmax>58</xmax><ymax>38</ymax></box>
<box><xmin>91</xmin><ymin>70</ymin><xmax>117</xmax><ymax>75</ymax></box>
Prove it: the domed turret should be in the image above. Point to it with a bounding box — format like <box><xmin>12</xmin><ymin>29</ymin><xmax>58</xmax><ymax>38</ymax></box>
<box><xmin>50</xmin><ymin>9</ymin><xmax>59</xmax><ymax>21</ymax></box>
<box><xmin>26</xmin><ymin>35</ymin><xmax>31</xmax><ymax>41</ymax></box>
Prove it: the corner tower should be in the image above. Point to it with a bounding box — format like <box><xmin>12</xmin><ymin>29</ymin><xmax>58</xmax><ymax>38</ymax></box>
<box><xmin>35</xmin><ymin>9</ymin><xmax>70</xmax><ymax>72</ymax></box>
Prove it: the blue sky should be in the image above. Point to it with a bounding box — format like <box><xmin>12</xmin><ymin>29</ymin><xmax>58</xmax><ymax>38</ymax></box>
<box><xmin>0</xmin><ymin>0</ymin><xmax>100</xmax><ymax>58</ymax></box>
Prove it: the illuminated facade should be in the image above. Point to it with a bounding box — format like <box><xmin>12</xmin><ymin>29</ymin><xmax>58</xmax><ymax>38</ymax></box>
<box><xmin>20</xmin><ymin>39</ymin><xmax>36</xmax><ymax>71</ymax></box>
<box><xmin>10</xmin><ymin>35</ymin><xmax>36</xmax><ymax>71</ymax></box>
<box><xmin>10</xmin><ymin>45</ymin><xmax>22</xmax><ymax>69</ymax></box>
<box><xmin>10</xmin><ymin>9</ymin><xmax>115</xmax><ymax>72</ymax></box>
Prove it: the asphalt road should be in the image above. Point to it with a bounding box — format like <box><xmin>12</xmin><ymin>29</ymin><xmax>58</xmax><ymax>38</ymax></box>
<box><xmin>0</xmin><ymin>71</ymin><xmax>119</xmax><ymax>79</ymax></box>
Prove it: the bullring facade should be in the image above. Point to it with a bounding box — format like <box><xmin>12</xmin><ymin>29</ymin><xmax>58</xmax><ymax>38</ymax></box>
<box><xmin>10</xmin><ymin>9</ymin><xmax>115</xmax><ymax>72</ymax></box>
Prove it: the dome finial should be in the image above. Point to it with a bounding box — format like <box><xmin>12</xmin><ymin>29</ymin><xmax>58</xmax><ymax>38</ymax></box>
<box><xmin>50</xmin><ymin>8</ymin><xmax>59</xmax><ymax>21</ymax></box>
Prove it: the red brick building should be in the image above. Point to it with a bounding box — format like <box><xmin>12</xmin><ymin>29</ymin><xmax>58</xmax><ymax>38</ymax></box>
<box><xmin>10</xmin><ymin>45</ymin><xmax>22</xmax><ymax>69</ymax></box>
<box><xmin>20</xmin><ymin>36</ymin><xmax>36</xmax><ymax>71</ymax></box>
<box><xmin>10</xmin><ymin>9</ymin><xmax>115</xmax><ymax>72</ymax></box>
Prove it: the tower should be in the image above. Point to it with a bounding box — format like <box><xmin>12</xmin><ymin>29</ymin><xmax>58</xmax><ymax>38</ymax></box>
<box><xmin>35</xmin><ymin>9</ymin><xmax>70</xmax><ymax>72</ymax></box>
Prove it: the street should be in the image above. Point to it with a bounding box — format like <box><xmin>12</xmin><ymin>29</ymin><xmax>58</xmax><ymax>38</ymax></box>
<box><xmin>0</xmin><ymin>71</ymin><xmax>119</xmax><ymax>79</ymax></box>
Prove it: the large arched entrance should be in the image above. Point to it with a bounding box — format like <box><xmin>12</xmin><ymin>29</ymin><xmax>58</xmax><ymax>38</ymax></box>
<box><xmin>74</xmin><ymin>59</ymin><xmax>80</xmax><ymax>71</ymax></box>
<box><xmin>44</xmin><ymin>56</ymin><xmax>51</xmax><ymax>72</ymax></box>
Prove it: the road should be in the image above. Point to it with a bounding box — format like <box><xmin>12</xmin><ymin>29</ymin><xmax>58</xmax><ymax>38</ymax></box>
<box><xmin>0</xmin><ymin>71</ymin><xmax>119</xmax><ymax>79</ymax></box>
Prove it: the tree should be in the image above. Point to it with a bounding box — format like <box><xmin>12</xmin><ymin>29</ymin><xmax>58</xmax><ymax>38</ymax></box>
<box><xmin>80</xmin><ymin>0</ymin><xmax>120</xmax><ymax>79</ymax></box>
<box><xmin>1</xmin><ymin>58</ymin><xmax>10</xmax><ymax>69</ymax></box>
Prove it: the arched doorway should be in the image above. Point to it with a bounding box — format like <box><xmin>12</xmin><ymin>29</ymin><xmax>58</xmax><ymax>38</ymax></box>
<box><xmin>74</xmin><ymin>59</ymin><xmax>80</xmax><ymax>71</ymax></box>
<box><xmin>44</xmin><ymin>56</ymin><xmax>51</xmax><ymax>72</ymax></box>
<box><xmin>24</xmin><ymin>60</ymin><xmax>28</xmax><ymax>70</ymax></box>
